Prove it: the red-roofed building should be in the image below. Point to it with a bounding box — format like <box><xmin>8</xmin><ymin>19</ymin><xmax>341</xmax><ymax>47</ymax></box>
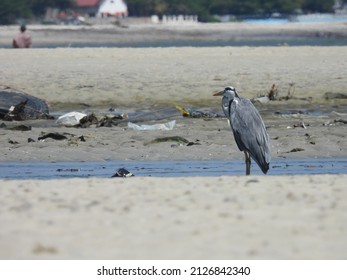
<box><xmin>74</xmin><ymin>0</ymin><xmax>128</xmax><ymax>17</ymax></box>
<box><xmin>74</xmin><ymin>0</ymin><xmax>101</xmax><ymax>16</ymax></box>
<box><xmin>75</xmin><ymin>0</ymin><xmax>100</xmax><ymax>6</ymax></box>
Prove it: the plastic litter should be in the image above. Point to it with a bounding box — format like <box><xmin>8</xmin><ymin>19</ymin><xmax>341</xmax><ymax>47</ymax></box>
<box><xmin>252</xmin><ymin>96</ymin><xmax>270</xmax><ymax>104</ymax></box>
<box><xmin>56</xmin><ymin>111</ymin><xmax>87</xmax><ymax>126</ymax></box>
<box><xmin>127</xmin><ymin>120</ymin><xmax>176</xmax><ymax>131</ymax></box>
<box><xmin>175</xmin><ymin>105</ymin><xmax>223</xmax><ymax>118</ymax></box>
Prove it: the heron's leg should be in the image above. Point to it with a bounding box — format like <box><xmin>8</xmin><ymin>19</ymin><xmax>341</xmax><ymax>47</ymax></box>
<box><xmin>244</xmin><ymin>151</ymin><xmax>251</xmax><ymax>175</ymax></box>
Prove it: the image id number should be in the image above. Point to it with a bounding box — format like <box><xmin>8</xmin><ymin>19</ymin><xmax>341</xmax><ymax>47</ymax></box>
<box><xmin>190</xmin><ymin>266</ymin><xmax>251</xmax><ymax>276</ymax></box>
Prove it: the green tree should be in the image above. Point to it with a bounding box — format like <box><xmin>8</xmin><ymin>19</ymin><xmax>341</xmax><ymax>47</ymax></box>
<box><xmin>302</xmin><ymin>0</ymin><xmax>335</xmax><ymax>12</ymax></box>
<box><xmin>0</xmin><ymin>0</ymin><xmax>74</xmax><ymax>24</ymax></box>
<box><xmin>30</xmin><ymin>0</ymin><xmax>74</xmax><ymax>15</ymax></box>
<box><xmin>0</xmin><ymin>0</ymin><xmax>31</xmax><ymax>24</ymax></box>
<box><xmin>127</xmin><ymin>0</ymin><xmax>158</xmax><ymax>16</ymax></box>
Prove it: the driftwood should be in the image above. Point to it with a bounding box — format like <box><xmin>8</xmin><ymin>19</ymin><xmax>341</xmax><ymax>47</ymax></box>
<box><xmin>253</xmin><ymin>83</ymin><xmax>312</xmax><ymax>103</ymax></box>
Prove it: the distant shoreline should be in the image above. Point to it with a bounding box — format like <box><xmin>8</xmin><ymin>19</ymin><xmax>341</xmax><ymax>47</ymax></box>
<box><xmin>1</xmin><ymin>21</ymin><xmax>347</xmax><ymax>48</ymax></box>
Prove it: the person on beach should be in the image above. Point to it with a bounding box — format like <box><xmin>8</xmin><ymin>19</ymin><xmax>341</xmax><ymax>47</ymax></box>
<box><xmin>12</xmin><ymin>24</ymin><xmax>32</xmax><ymax>48</ymax></box>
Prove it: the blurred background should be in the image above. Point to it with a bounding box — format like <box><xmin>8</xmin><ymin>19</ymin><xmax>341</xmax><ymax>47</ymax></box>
<box><xmin>1</xmin><ymin>0</ymin><xmax>347</xmax><ymax>25</ymax></box>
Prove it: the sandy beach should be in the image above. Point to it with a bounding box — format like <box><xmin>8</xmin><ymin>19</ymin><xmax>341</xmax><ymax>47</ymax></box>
<box><xmin>1</xmin><ymin>175</ymin><xmax>347</xmax><ymax>259</ymax></box>
<box><xmin>1</xmin><ymin>22</ymin><xmax>347</xmax><ymax>259</ymax></box>
<box><xmin>1</xmin><ymin>46</ymin><xmax>346</xmax><ymax>162</ymax></box>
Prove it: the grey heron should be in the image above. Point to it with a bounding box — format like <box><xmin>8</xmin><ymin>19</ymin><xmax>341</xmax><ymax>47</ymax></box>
<box><xmin>213</xmin><ymin>86</ymin><xmax>271</xmax><ymax>175</ymax></box>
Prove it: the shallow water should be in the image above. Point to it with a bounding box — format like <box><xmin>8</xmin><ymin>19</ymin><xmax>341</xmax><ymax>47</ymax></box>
<box><xmin>0</xmin><ymin>158</ymin><xmax>346</xmax><ymax>180</ymax></box>
<box><xmin>244</xmin><ymin>14</ymin><xmax>347</xmax><ymax>24</ymax></box>
<box><xmin>51</xmin><ymin>103</ymin><xmax>347</xmax><ymax>122</ymax></box>
<box><xmin>7</xmin><ymin>36</ymin><xmax>347</xmax><ymax>48</ymax></box>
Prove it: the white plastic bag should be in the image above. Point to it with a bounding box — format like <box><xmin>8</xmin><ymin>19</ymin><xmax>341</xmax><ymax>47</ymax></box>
<box><xmin>127</xmin><ymin>120</ymin><xmax>176</xmax><ymax>131</ymax></box>
<box><xmin>56</xmin><ymin>111</ymin><xmax>87</xmax><ymax>126</ymax></box>
<box><xmin>253</xmin><ymin>96</ymin><xmax>270</xmax><ymax>104</ymax></box>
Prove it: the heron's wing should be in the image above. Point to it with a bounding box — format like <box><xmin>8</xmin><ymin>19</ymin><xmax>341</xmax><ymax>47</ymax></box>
<box><xmin>229</xmin><ymin>98</ymin><xmax>271</xmax><ymax>173</ymax></box>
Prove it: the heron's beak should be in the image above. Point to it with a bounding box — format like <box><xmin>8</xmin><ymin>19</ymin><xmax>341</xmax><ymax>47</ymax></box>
<box><xmin>213</xmin><ymin>90</ymin><xmax>224</xmax><ymax>96</ymax></box>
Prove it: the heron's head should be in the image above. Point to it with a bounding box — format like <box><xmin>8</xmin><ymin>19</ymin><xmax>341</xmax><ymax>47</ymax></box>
<box><xmin>213</xmin><ymin>86</ymin><xmax>238</xmax><ymax>98</ymax></box>
<box><xmin>213</xmin><ymin>86</ymin><xmax>238</xmax><ymax>116</ymax></box>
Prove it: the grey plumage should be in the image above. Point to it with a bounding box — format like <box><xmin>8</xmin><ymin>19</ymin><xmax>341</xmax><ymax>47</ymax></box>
<box><xmin>214</xmin><ymin>86</ymin><xmax>271</xmax><ymax>175</ymax></box>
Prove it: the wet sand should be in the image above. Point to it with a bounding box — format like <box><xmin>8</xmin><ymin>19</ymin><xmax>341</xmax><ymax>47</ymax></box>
<box><xmin>0</xmin><ymin>46</ymin><xmax>346</xmax><ymax>162</ymax></box>
<box><xmin>1</xmin><ymin>26</ymin><xmax>347</xmax><ymax>259</ymax></box>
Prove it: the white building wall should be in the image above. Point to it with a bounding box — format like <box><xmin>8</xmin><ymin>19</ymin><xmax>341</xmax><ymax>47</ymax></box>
<box><xmin>97</xmin><ymin>0</ymin><xmax>128</xmax><ymax>17</ymax></box>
